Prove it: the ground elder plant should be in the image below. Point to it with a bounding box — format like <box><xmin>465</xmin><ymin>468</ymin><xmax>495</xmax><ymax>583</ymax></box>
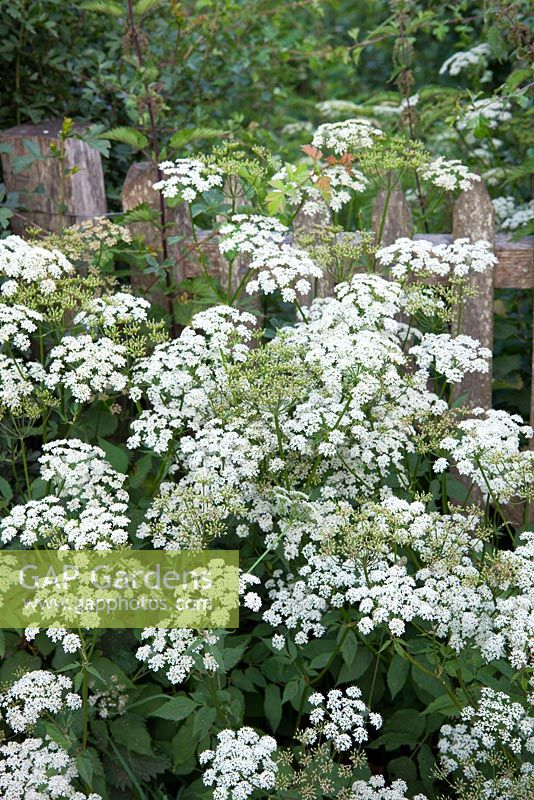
<box><xmin>0</xmin><ymin>114</ymin><xmax>532</xmax><ymax>800</ymax></box>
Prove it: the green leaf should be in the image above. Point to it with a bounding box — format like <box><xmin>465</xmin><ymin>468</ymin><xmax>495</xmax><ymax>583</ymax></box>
<box><xmin>134</xmin><ymin>0</ymin><xmax>165</xmax><ymax>16</ymax></box>
<box><xmin>102</xmin><ymin>127</ymin><xmax>149</xmax><ymax>151</ymax></box>
<box><xmin>423</xmin><ymin>694</ymin><xmax>459</xmax><ymax>717</ymax></box>
<box><xmin>504</xmin><ymin>68</ymin><xmax>532</xmax><ymax>93</ymax></box>
<box><xmin>0</xmin><ymin>475</ymin><xmax>13</xmax><ymax>501</ymax></box>
<box><xmin>110</xmin><ymin>716</ymin><xmax>153</xmax><ymax>755</ymax></box>
<box><xmin>192</xmin><ymin>706</ymin><xmax>217</xmax><ymax>740</ymax></box>
<box><xmin>169</xmin><ymin>127</ymin><xmax>227</xmax><ymax>150</ymax></box>
<box><xmin>264</xmin><ymin>684</ymin><xmax>282</xmax><ymax>732</ymax></box>
<box><xmin>387</xmin><ymin>653</ymin><xmax>410</xmax><ymax>699</ymax></box>
<box><xmin>82</xmin><ymin>0</ymin><xmax>124</xmax><ymax>16</ymax></box>
<box><xmin>98</xmin><ymin>438</ymin><xmax>129</xmax><ymax>473</ymax></box>
<box><xmin>340</xmin><ymin>629</ymin><xmax>358</xmax><ymax>666</ymax></box>
<box><xmin>121</xmin><ymin>202</ymin><xmax>160</xmax><ymax>225</ymax></box>
<box><xmin>150</xmin><ymin>696</ymin><xmax>198</xmax><ymax>721</ymax></box>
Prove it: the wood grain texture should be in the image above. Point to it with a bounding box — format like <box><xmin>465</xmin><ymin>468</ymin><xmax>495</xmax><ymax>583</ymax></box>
<box><xmin>0</xmin><ymin>119</ymin><xmax>106</xmax><ymax>234</ymax></box>
<box><xmin>452</xmin><ymin>182</ymin><xmax>496</xmax><ymax>411</ymax></box>
<box><xmin>372</xmin><ymin>185</ymin><xmax>414</xmax><ymax>247</ymax></box>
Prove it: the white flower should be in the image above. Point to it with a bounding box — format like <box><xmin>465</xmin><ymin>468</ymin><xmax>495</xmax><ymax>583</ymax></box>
<box><xmin>218</xmin><ymin>214</ymin><xmax>288</xmax><ymax>255</ymax></box>
<box><xmin>409</xmin><ymin>333</ymin><xmax>491</xmax><ymax>383</ymax></box>
<box><xmin>246</xmin><ymin>242</ymin><xmax>323</xmax><ymax>302</ymax></box>
<box><xmin>0</xmin><ymin>236</ymin><xmax>74</xmax><ymax>296</ymax></box>
<box><xmin>376</xmin><ymin>237</ymin><xmax>496</xmax><ymax>279</ymax></box>
<box><xmin>0</xmin><ymin>303</ymin><xmax>43</xmax><ymax>350</ymax></box>
<box><xmin>440</xmin><ymin>409</ymin><xmax>533</xmax><ymax>502</ymax></box>
<box><xmin>200</xmin><ymin>727</ymin><xmax>278</xmax><ymax>800</ymax></box>
<box><xmin>0</xmin><ymin>738</ymin><xmax>101</xmax><ymax>800</ymax></box>
<box><xmin>136</xmin><ymin>628</ymin><xmax>221</xmax><ymax>684</ymax></box>
<box><xmin>312</xmin><ymin>118</ymin><xmax>383</xmax><ymax>154</ymax></box>
<box><xmin>439</xmin><ymin>44</ymin><xmax>491</xmax><ymax>76</ymax></box>
<box><xmin>0</xmin><ymin>355</ymin><xmax>46</xmax><ymax>414</ymax></box>
<box><xmin>420</xmin><ymin>157</ymin><xmax>480</xmax><ymax>192</ymax></box>
<box><xmin>45</xmin><ymin>335</ymin><xmax>128</xmax><ymax>402</ymax></box>
<box><xmin>153</xmin><ymin>158</ymin><xmax>224</xmax><ymax>202</ymax></box>
<box><xmin>74</xmin><ymin>292</ymin><xmax>151</xmax><ymax>330</ymax></box>
<box><xmin>0</xmin><ymin>670</ymin><xmax>82</xmax><ymax>733</ymax></box>
<box><xmin>351</xmin><ymin>776</ymin><xmax>427</xmax><ymax>799</ymax></box>
<box><xmin>302</xmin><ymin>686</ymin><xmax>381</xmax><ymax>751</ymax></box>
<box><xmin>438</xmin><ymin>688</ymin><xmax>534</xmax><ymax>782</ymax></box>
<box><xmin>493</xmin><ymin>196</ymin><xmax>534</xmax><ymax>231</ymax></box>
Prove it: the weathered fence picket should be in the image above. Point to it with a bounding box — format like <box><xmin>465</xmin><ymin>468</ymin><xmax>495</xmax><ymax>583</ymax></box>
<box><xmin>0</xmin><ymin>120</ymin><xmax>106</xmax><ymax>234</ymax></box>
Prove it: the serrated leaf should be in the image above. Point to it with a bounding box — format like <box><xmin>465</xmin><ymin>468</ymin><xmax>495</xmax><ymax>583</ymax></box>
<box><xmin>340</xmin><ymin>629</ymin><xmax>358</xmax><ymax>666</ymax></box>
<box><xmin>423</xmin><ymin>693</ymin><xmax>459</xmax><ymax>716</ymax></box>
<box><xmin>0</xmin><ymin>476</ymin><xmax>13</xmax><ymax>501</ymax></box>
<box><xmin>110</xmin><ymin>716</ymin><xmax>153</xmax><ymax>755</ymax></box>
<box><xmin>82</xmin><ymin>0</ymin><xmax>124</xmax><ymax>16</ymax></box>
<box><xmin>169</xmin><ymin>127</ymin><xmax>226</xmax><ymax>150</ymax></box>
<box><xmin>134</xmin><ymin>0</ymin><xmax>164</xmax><ymax>15</ymax></box>
<box><xmin>103</xmin><ymin>127</ymin><xmax>149</xmax><ymax>151</ymax></box>
<box><xmin>121</xmin><ymin>202</ymin><xmax>160</xmax><ymax>225</ymax></box>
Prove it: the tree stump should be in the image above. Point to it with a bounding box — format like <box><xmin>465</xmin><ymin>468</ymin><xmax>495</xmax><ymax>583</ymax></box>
<box><xmin>0</xmin><ymin>119</ymin><xmax>106</xmax><ymax>235</ymax></box>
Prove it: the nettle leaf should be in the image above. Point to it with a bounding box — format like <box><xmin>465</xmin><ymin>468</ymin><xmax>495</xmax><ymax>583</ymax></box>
<box><xmin>169</xmin><ymin>127</ymin><xmax>226</xmax><ymax>150</ymax></box>
<box><xmin>121</xmin><ymin>202</ymin><xmax>160</xmax><ymax>225</ymax></box>
<box><xmin>109</xmin><ymin>715</ymin><xmax>153</xmax><ymax>756</ymax></box>
<box><xmin>82</xmin><ymin>0</ymin><xmax>124</xmax><ymax>17</ymax></box>
<box><xmin>134</xmin><ymin>0</ymin><xmax>165</xmax><ymax>15</ymax></box>
<box><xmin>103</xmin><ymin>127</ymin><xmax>149</xmax><ymax>151</ymax></box>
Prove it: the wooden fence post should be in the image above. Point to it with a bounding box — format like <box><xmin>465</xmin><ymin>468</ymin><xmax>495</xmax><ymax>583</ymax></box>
<box><xmin>0</xmin><ymin>119</ymin><xmax>106</xmax><ymax>234</ymax></box>
<box><xmin>372</xmin><ymin>183</ymin><xmax>414</xmax><ymax>246</ymax></box>
<box><xmin>452</xmin><ymin>180</ymin><xmax>495</xmax><ymax>410</ymax></box>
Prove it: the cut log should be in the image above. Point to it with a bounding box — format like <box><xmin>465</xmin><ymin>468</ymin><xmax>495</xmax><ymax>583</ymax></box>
<box><xmin>0</xmin><ymin>119</ymin><xmax>106</xmax><ymax>234</ymax></box>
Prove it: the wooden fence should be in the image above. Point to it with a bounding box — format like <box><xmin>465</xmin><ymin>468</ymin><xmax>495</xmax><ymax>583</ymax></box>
<box><xmin>2</xmin><ymin>120</ymin><xmax>533</xmax><ymax>426</ymax></box>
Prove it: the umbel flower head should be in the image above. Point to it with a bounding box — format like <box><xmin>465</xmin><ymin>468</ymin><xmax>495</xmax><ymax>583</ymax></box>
<box><xmin>0</xmin><ymin>670</ymin><xmax>81</xmax><ymax>733</ymax></box>
<box><xmin>0</xmin><ymin>737</ymin><xmax>101</xmax><ymax>800</ymax></box>
<box><xmin>200</xmin><ymin>727</ymin><xmax>278</xmax><ymax>800</ymax></box>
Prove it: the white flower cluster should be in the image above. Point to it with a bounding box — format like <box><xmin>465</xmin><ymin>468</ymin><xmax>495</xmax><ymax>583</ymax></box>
<box><xmin>409</xmin><ymin>333</ymin><xmax>491</xmax><ymax>383</ymax></box>
<box><xmin>0</xmin><ymin>354</ymin><xmax>46</xmax><ymax>413</ymax></box>
<box><xmin>493</xmin><ymin>195</ymin><xmax>534</xmax><ymax>231</ymax></box>
<box><xmin>439</xmin><ymin>43</ymin><xmax>491</xmax><ymax>76</ymax></box>
<box><xmin>74</xmin><ymin>291</ymin><xmax>151</xmax><ymax>330</ymax></box>
<box><xmin>128</xmin><ymin>306</ymin><xmax>256</xmax><ymax>454</ymax></box>
<box><xmin>0</xmin><ymin>303</ymin><xmax>43</xmax><ymax>350</ymax></box>
<box><xmin>316</xmin><ymin>99</ymin><xmax>363</xmax><ymax>119</ymax></box>
<box><xmin>154</xmin><ymin>158</ymin><xmax>224</xmax><ymax>202</ymax></box>
<box><xmin>264</xmin><ymin>493</ymin><xmax>533</xmax><ymax>667</ymax></box>
<box><xmin>45</xmin><ymin>334</ymin><xmax>128</xmax><ymax>402</ymax></box>
<box><xmin>246</xmin><ymin>242</ymin><xmax>323</xmax><ymax>302</ymax></box>
<box><xmin>0</xmin><ymin>235</ymin><xmax>74</xmax><ymax>297</ymax></box>
<box><xmin>312</xmin><ymin>118</ymin><xmax>383</xmax><ymax>154</ymax></box>
<box><xmin>440</xmin><ymin>409</ymin><xmax>533</xmax><ymax>502</ymax></box>
<box><xmin>200</xmin><ymin>727</ymin><xmax>278</xmax><ymax>800</ymax></box>
<box><xmin>270</xmin><ymin>162</ymin><xmax>366</xmax><ymax>216</ymax></box>
<box><xmin>218</xmin><ymin>214</ymin><xmax>288</xmax><ymax>255</ymax></box>
<box><xmin>376</xmin><ymin>237</ymin><xmax>496</xmax><ymax>279</ymax></box>
<box><xmin>25</xmin><ymin>626</ymin><xmax>82</xmax><ymax>654</ymax></box>
<box><xmin>351</xmin><ymin>776</ymin><xmax>428</xmax><ymax>800</ymax></box>
<box><xmin>303</xmin><ymin>686</ymin><xmax>382</xmax><ymax>751</ymax></box>
<box><xmin>0</xmin><ymin>670</ymin><xmax>81</xmax><ymax>733</ymax></box>
<box><xmin>438</xmin><ymin>688</ymin><xmax>534</xmax><ymax>785</ymax></box>
<box><xmin>1</xmin><ymin>440</ymin><xmax>130</xmax><ymax>549</ymax></box>
<box><xmin>420</xmin><ymin>157</ymin><xmax>480</xmax><ymax>192</ymax></box>
<box><xmin>458</xmin><ymin>97</ymin><xmax>512</xmax><ymax>130</ymax></box>
<box><xmin>0</xmin><ymin>738</ymin><xmax>101</xmax><ymax>800</ymax></box>
<box><xmin>136</xmin><ymin>628</ymin><xmax>221</xmax><ymax>683</ymax></box>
